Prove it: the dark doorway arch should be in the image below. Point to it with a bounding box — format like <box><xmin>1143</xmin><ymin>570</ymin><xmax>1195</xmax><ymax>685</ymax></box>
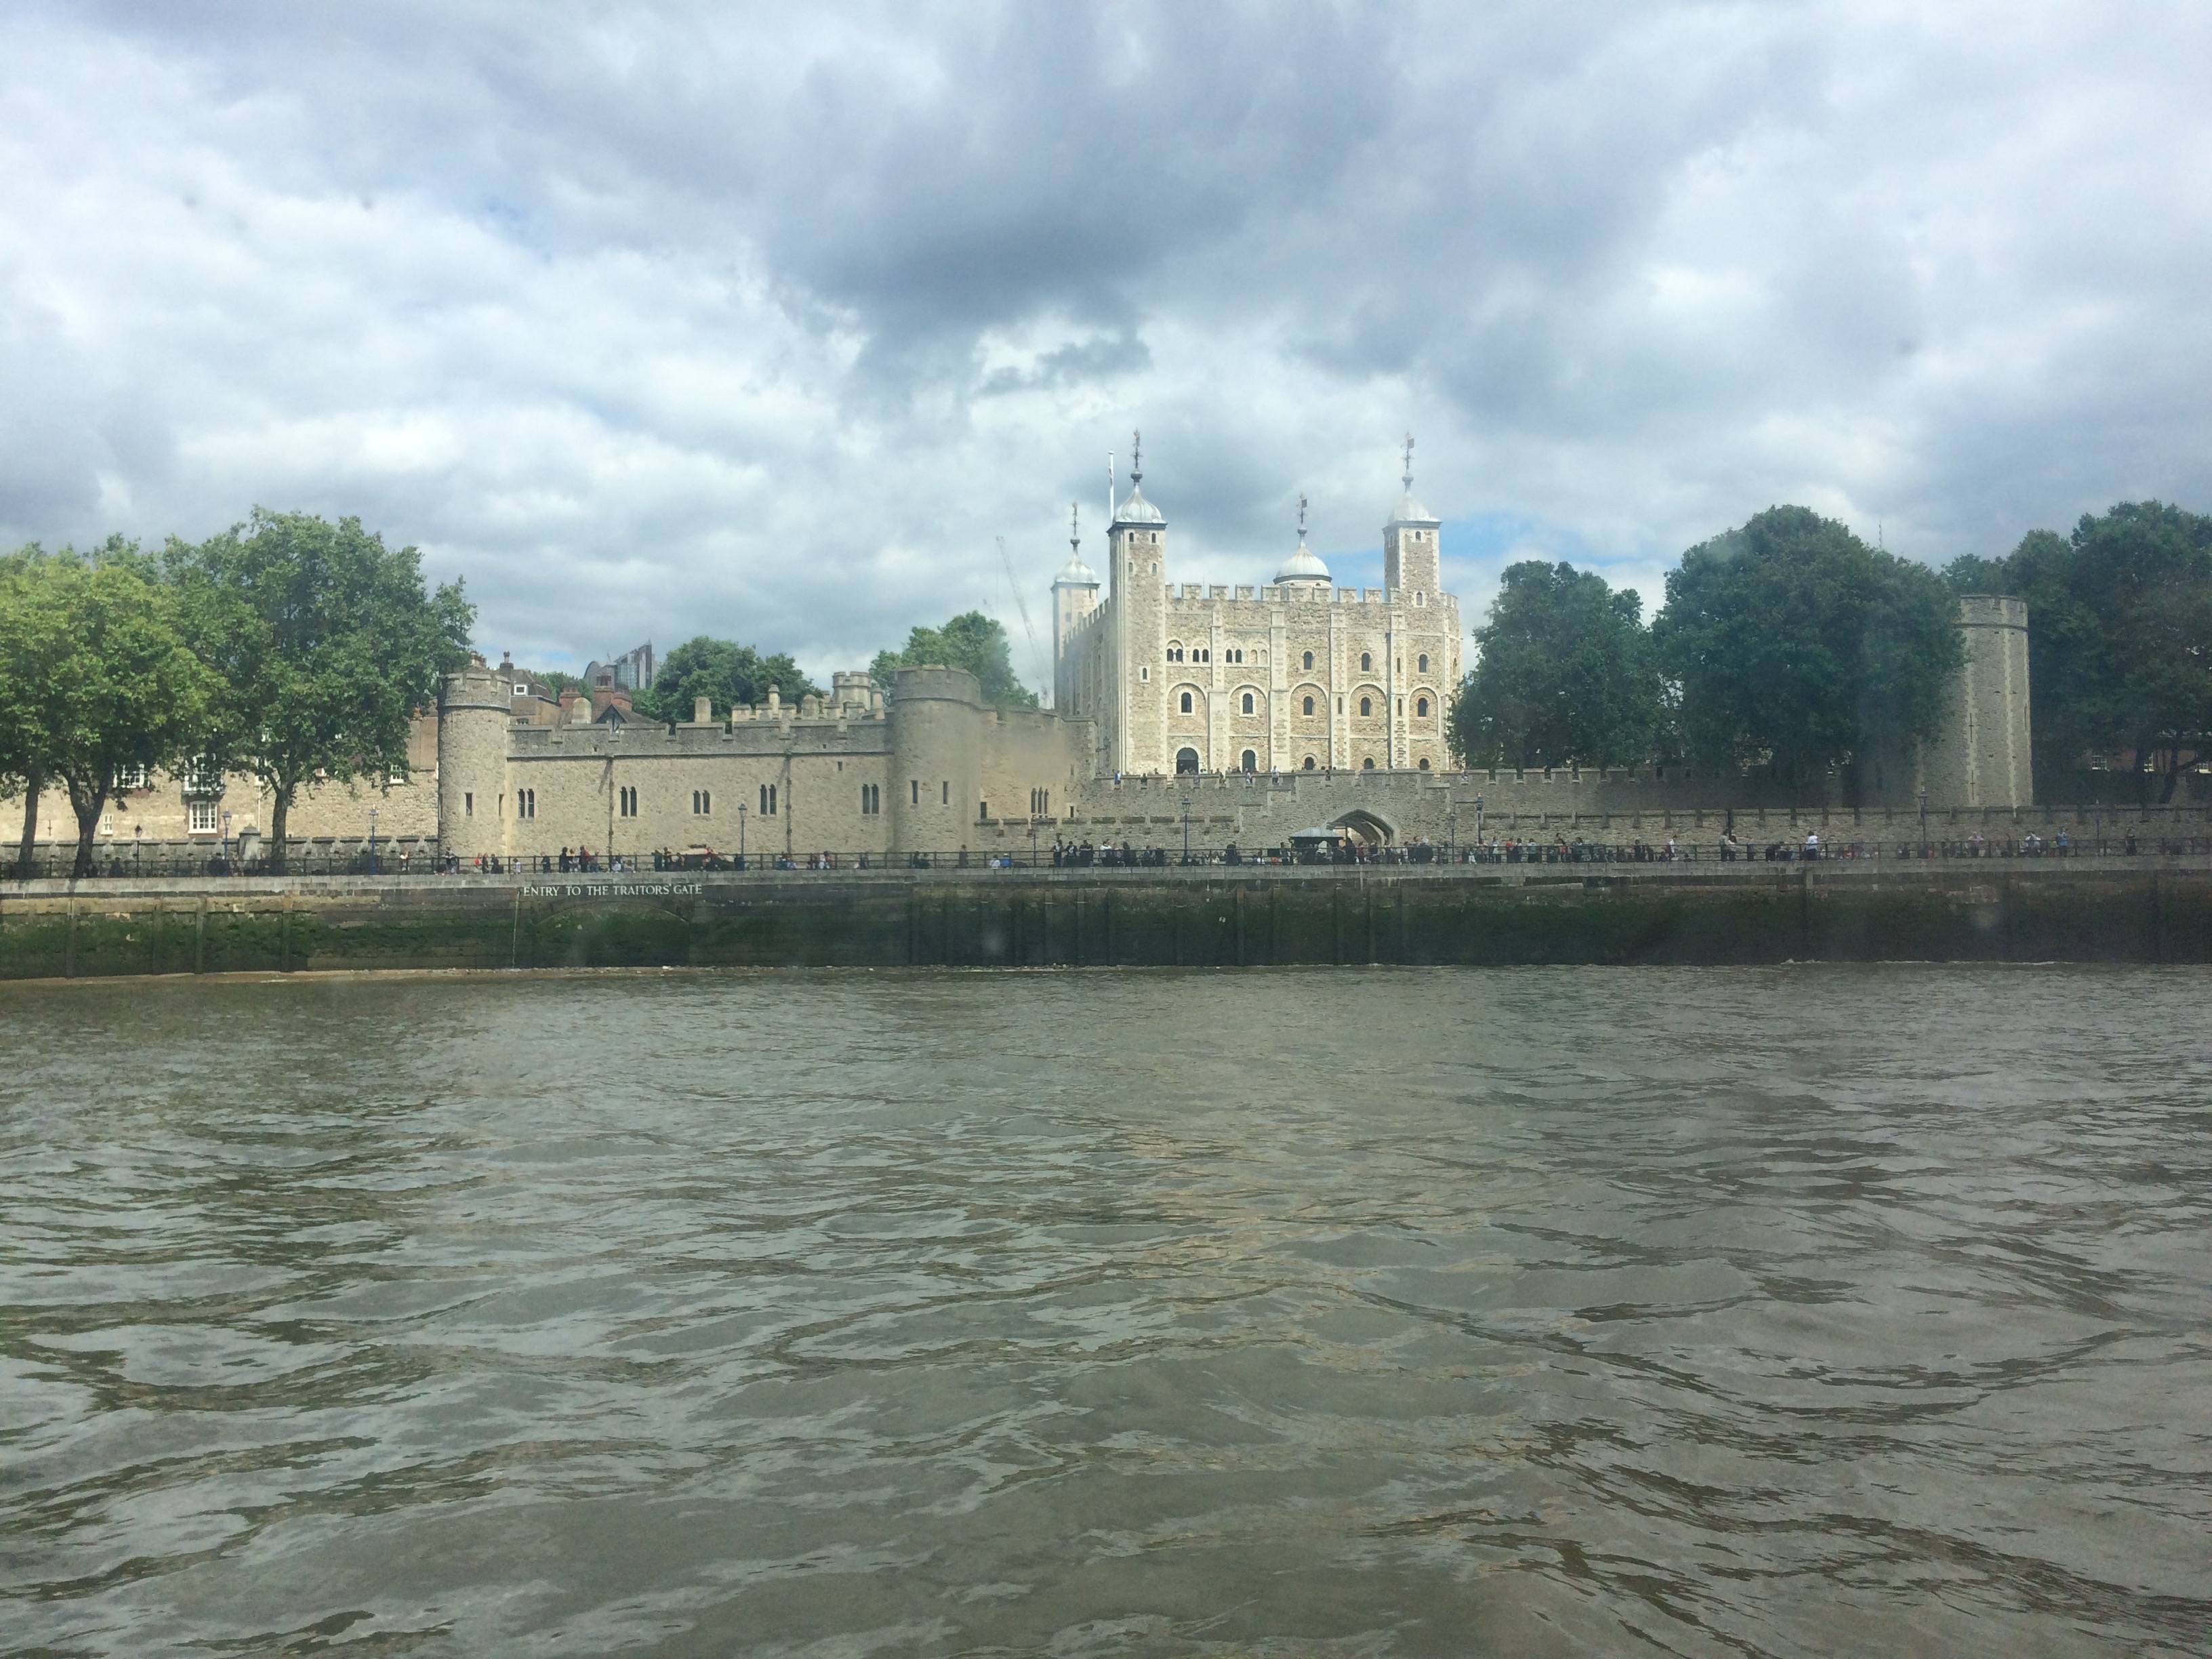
<box><xmin>1240</xmin><ymin>749</ymin><xmax>1257</xmax><ymax>773</ymax></box>
<box><xmin>1175</xmin><ymin>747</ymin><xmax>1201</xmax><ymax>774</ymax></box>
<box><xmin>1330</xmin><ymin>807</ymin><xmax>1397</xmax><ymax>846</ymax></box>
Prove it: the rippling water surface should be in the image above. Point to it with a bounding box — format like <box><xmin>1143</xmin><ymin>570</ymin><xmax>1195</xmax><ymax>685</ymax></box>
<box><xmin>3</xmin><ymin>965</ymin><xmax>2209</xmax><ymax>1657</ymax></box>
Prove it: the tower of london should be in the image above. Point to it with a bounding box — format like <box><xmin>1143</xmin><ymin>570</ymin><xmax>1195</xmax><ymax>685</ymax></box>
<box><xmin>1053</xmin><ymin>439</ymin><xmax>1462</xmax><ymax>779</ymax></box>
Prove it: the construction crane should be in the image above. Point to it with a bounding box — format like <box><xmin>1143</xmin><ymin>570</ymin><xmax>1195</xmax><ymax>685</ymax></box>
<box><xmin>998</xmin><ymin>535</ymin><xmax>1050</xmax><ymax>704</ymax></box>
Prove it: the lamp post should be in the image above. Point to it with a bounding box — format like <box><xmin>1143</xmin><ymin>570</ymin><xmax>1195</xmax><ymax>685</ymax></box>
<box><xmin>221</xmin><ymin>809</ymin><xmax>232</xmax><ymax>875</ymax></box>
<box><xmin>1029</xmin><ymin>816</ymin><xmax>1040</xmax><ymax>869</ymax></box>
<box><xmin>737</xmin><ymin>801</ymin><xmax>747</xmax><ymax>871</ymax></box>
<box><xmin>1181</xmin><ymin>794</ymin><xmax>1192</xmax><ymax>864</ymax></box>
<box><xmin>368</xmin><ymin>806</ymin><xmax>378</xmax><ymax>876</ymax></box>
<box><xmin>1475</xmin><ymin>794</ymin><xmax>1486</xmax><ymax>860</ymax></box>
<box><xmin>1917</xmin><ymin>788</ymin><xmax>1928</xmax><ymax>859</ymax></box>
<box><xmin>133</xmin><ymin>823</ymin><xmax>142</xmax><ymax>876</ymax></box>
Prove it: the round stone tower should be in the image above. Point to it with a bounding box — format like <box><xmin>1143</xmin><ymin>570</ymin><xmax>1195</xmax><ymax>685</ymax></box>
<box><xmin>1922</xmin><ymin>594</ymin><xmax>2032</xmax><ymax>808</ymax></box>
<box><xmin>437</xmin><ymin>660</ymin><xmax>511</xmax><ymax>863</ymax></box>
<box><xmin>888</xmin><ymin>665</ymin><xmax>984</xmax><ymax>856</ymax></box>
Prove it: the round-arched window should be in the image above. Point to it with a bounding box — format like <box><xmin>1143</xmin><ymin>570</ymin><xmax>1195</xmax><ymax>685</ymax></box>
<box><xmin>1418</xmin><ymin>653</ymin><xmax>1428</xmax><ymax>672</ymax></box>
<box><xmin>1180</xmin><ymin>691</ymin><xmax>1193</xmax><ymax>714</ymax></box>
<box><xmin>1360</xmin><ymin>651</ymin><xmax>1372</xmax><ymax>672</ymax></box>
<box><xmin>1302</xmin><ymin>651</ymin><xmax>1313</xmax><ymax>670</ymax></box>
<box><xmin>1302</xmin><ymin>756</ymin><xmax>1316</xmax><ymax>771</ymax></box>
<box><xmin>1241</xmin><ymin>692</ymin><xmax>1254</xmax><ymax>714</ymax></box>
<box><xmin>1302</xmin><ymin>695</ymin><xmax>1314</xmax><ymax>716</ymax></box>
<box><xmin>1416</xmin><ymin>697</ymin><xmax>1429</xmax><ymax>717</ymax></box>
<box><xmin>1362</xmin><ymin>756</ymin><xmax>1376</xmax><ymax>769</ymax></box>
<box><xmin>1418</xmin><ymin>757</ymin><xmax>1430</xmax><ymax>770</ymax></box>
<box><xmin>1176</xmin><ymin>747</ymin><xmax>1200</xmax><ymax>774</ymax></box>
<box><xmin>1359</xmin><ymin>697</ymin><xmax>1372</xmax><ymax>716</ymax></box>
<box><xmin>1240</xmin><ymin>749</ymin><xmax>1256</xmax><ymax>772</ymax></box>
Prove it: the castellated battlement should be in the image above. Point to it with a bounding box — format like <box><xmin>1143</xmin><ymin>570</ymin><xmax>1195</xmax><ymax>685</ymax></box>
<box><xmin>1163</xmin><ymin>583</ymin><xmax>1427</xmax><ymax>609</ymax></box>
<box><xmin>1958</xmin><ymin>593</ymin><xmax>2029</xmax><ymax>630</ymax></box>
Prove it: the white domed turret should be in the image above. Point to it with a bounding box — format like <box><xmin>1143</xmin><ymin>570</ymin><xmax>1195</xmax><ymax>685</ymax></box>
<box><xmin>1111</xmin><ymin>483</ymin><xmax>1164</xmax><ymax>529</ymax></box>
<box><xmin>1275</xmin><ymin>493</ymin><xmax>1331</xmax><ymax>590</ymax></box>
<box><xmin>1055</xmin><ymin>499</ymin><xmax>1099</xmax><ymax>589</ymax></box>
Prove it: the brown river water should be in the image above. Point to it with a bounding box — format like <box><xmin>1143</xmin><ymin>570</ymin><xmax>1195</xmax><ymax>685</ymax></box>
<box><xmin>2</xmin><ymin>966</ymin><xmax>2208</xmax><ymax>1657</ymax></box>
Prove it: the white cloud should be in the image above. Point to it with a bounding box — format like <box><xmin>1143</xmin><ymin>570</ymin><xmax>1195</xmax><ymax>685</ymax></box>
<box><xmin>3</xmin><ymin>1</ymin><xmax>2208</xmax><ymax>685</ymax></box>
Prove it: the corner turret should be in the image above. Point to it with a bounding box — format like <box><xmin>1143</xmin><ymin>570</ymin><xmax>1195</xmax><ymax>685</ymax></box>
<box><xmin>1382</xmin><ymin>432</ymin><xmax>1441</xmax><ymax>600</ymax></box>
<box><xmin>1275</xmin><ymin>493</ymin><xmax>1331</xmax><ymax>591</ymax></box>
<box><xmin>437</xmin><ymin>659</ymin><xmax>510</xmax><ymax>863</ymax></box>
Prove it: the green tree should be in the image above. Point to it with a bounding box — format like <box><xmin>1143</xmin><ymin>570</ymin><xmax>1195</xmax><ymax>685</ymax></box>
<box><xmin>0</xmin><ymin>541</ymin><xmax>216</xmax><ymax>876</ymax></box>
<box><xmin>634</xmin><ymin>636</ymin><xmax>819</xmax><ymax>724</ymax></box>
<box><xmin>168</xmin><ymin>510</ymin><xmax>474</xmax><ymax>874</ymax></box>
<box><xmin>1949</xmin><ymin>502</ymin><xmax>2212</xmax><ymax>799</ymax></box>
<box><xmin>0</xmin><ymin>546</ymin><xmax>60</xmax><ymax>873</ymax></box>
<box><xmin>872</xmin><ymin>611</ymin><xmax>1038</xmax><ymax>708</ymax></box>
<box><xmin>1448</xmin><ymin>560</ymin><xmax>1663</xmax><ymax>768</ymax></box>
<box><xmin>1653</xmin><ymin>506</ymin><xmax>1963</xmax><ymax>789</ymax></box>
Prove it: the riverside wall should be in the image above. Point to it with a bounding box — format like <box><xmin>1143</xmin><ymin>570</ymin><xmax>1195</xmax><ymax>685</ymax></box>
<box><xmin>4</xmin><ymin>863</ymin><xmax>2211</xmax><ymax>978</ymax></box>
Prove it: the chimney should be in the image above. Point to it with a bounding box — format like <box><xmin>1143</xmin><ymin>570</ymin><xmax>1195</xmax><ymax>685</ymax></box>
<box><xmin>693</xmin><ymin>695</ymin><xmax>712</xmax><ymax>724</ymax></box>
<box><xmin>590</xmin><ymin>671</ymin><xmax>631</xmax><ymax>717</ymax></box>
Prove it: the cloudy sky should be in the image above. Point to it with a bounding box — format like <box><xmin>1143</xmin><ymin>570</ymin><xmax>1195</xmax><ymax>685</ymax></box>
<box><xmin>4</xmin><ymin>2</ymin><xmax>2208</xmax><ymax>692</ymax></box>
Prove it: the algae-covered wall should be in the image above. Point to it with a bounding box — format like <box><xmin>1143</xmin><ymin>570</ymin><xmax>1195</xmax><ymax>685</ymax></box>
<box><xmin>3</xmin><ymin>867</ymin><xmax>2209</xmax><ymax>979</ymax></box>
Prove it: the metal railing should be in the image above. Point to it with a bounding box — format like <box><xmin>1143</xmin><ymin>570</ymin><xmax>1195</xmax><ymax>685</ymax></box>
<box><xmin>8</xmin><ymin>832</ymin><xmax>2209</xmax><ymax>882</ymax></box>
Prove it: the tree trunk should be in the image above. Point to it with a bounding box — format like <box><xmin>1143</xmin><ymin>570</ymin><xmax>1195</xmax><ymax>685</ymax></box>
<box><xmin>15</xmin><ymin>764</ymin><xmax>41</xmax><ymax>877</ymax></box>
<box><xmin>269</xmin><ymin>785</ymin><xmax>291</xmax><ymax>875</ymax></box>
<box><xmin>64</xmin><ymin>775</ymin><xmax>107</xmax><ymax>879</ymax></box>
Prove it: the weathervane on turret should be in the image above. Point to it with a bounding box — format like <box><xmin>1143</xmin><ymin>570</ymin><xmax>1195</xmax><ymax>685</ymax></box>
<box><xmin>1131</xmin><ymin>429</ymin><xmax>1142</xmax><ymax>487</ymax></box>
<box><xmin>1069</xmin><ymin>500</ymin><xmax>1081</xmax><ymax>558</ymax></box>
<box><xmin>1297</xmin><ymin>493</ymin><xmax>1308</xmax><ymax>541</ymax></box>
<box><xmin>1402</xmin><ymin>431</ymin><xmax>1416</xmax><ymax>492</ymax></box>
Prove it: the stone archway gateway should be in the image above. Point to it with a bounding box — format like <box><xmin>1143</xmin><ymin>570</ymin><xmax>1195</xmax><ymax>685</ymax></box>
<box><xmin>1329</xmin><ymin>808</ymin><xmax>1397</xmax><ymax>846</ymax></box>
<box><xmin>1175</xmin><ymin>747</ymin><xmax>1201</xmax><ymax>774</ymax></box>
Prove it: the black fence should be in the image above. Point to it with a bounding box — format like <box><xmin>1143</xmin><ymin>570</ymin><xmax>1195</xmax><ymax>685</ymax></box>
<box><xmin>9</xmin><ymin>830</ymin><xmax>2212</xmax><ymax>882</ymax></box>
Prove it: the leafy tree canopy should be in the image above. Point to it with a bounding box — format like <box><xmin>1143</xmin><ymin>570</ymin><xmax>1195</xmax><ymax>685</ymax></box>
<box><xmin>1948</xmin><ymin>502</ymin><xmax>2212</xmax><ymax>798</ymax></box>
<box><xmin>167</xmin><ymin>509</ymin><xmax>474</xmax><ymax>872</ymax></box>
<box><xmin>1653</xmin><ymin>506</ymin><xmax>1962</xmax><ymax>785</ymax></box>
<box><xmin>872</xmin><ymin>611</ymin><xmax>1038</xmax><ymax>708</ymax></box>
<box><xmin>634</xmin><ymin>636</ymin><xmax>821</xmax><ymax>723</ymax></box>
<box><xmin>1448</xmin><ymin>560</ymin><xmax>1663</xmax><ymax>769</ymax></box>
<box><xmin>1</xmin><ymin>539</ymin><xmax>216</xmax><ymax>876</ymax></box>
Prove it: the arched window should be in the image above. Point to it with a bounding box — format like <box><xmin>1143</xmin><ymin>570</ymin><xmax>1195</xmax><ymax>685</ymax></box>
<box><xmin>1240</xmin><ymin>749</ymin><xmax>1256</xmax><ymax>773</ymax></box>
<box><xmin>1418</xmin><ymin>758</ymin><xmax>1430</xmax><ymax>770</ymax></box>
<box><xmin>1418</xmin><ymin>653</ymin><xmax>1428</xmax><ymax>672</ymax></box>
<box><xmin>1176</xmin><ymin>747</ymin><xmax>1200</xmax><ymax>774</ymax></box>
<box><xmin>1360</xmin><ymin>651</ymin><xmax>1372</xmax><ymax>672</ymax></box>
<box><xmin>1302</xmin><ymin>695</ymin><xmax>1314</xmax><ymax>716</ymax></box>
<box><xmin>1302</xmin><ymin>651</ymin><xmax>1313</xmax><ymax>670</ymax></box>
<box><xmin>1241</xmin><ymin>692</ymin><xmax>1254</xmax><ymax>714</ymax></box>
<box><xmin>1179</xmin><ymin>691</ymin><xmax>1193</xmax><ymax>714</ymax></box>
<box><xmin>1302</xmin><ymin>756</ymin><xmax>1316</xmax><ymax>771</ymax></box>
<box><xmin>1416</xmin><ymin>697</ymin><xmax>1429</xmax><ymax>716</ymax></box>
<box><xmin>1362</xmin><ymin>757</ymin><xmax>1376</xmax><ymax>769</ymax></box>
<box><xmin>1359</xmin><ymin>697</ymin><xmax>1372</xmax><ymax>716</ymax></box>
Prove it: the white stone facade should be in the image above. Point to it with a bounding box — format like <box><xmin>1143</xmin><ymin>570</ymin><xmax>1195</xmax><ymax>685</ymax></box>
<box><xmin>1054</xmin><ymin>467</ymin><xmax>1464</xmax><ymax>779</ymax></box>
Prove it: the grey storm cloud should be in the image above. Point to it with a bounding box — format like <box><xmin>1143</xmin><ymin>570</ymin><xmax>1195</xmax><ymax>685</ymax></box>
<box><xmin>3</xmin><ymin>1</ymin><xmax>2209</xmax><ymax>687</ymax></box>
